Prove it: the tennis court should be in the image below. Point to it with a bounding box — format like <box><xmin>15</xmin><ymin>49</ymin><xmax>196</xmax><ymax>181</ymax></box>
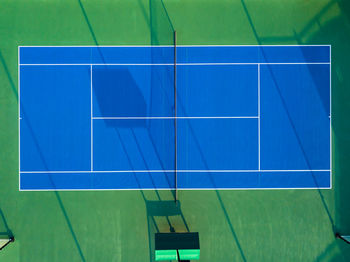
<box><xmin>1</xmin><ymin>0</ymin><xmax>350</xmax><ymax>261</ymax></box>
<box><xmin>19</xmin><ymin>45</ymin><xmax>331</xmax><ymax>191</ymax></box>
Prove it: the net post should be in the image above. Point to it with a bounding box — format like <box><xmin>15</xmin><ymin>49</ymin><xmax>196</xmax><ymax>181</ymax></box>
<box><xmin>174</xmin><ymin>30</ymin><xmax>178</xmax><ymax>203</ymax></box>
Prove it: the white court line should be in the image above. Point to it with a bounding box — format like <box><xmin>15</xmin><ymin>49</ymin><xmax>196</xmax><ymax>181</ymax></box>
<box><xmin>18</xmin><ymin>45</ymin><xmax>331</xmax><ymax>47</ymax></box>
<box><xmin>20</xmin><ymin>169</ymin><xmax>331</xmax><ymax>174</ymax></box>
<box><xmin>90</xmin><ymin>65</ymin><xmax>93</xmax><ymax>171</ymax></box>
<box><xmin>18</xmin><ymin>46</ymin><xmax>21</xmax><ymax>191</ymax></box>
<box><xmin>19</xmin><ymin>63</ymin><xmax>174</xmax><ymax>66</ymax></box>
<box><xmin>19</xmin><ymin>186</ymin><xmax>332</xmax><ymax>192</ymax></box>
<box><xmin>19</xmin><ymin>62</ymin><xmax>331</xmax><ymax>66</ymax></box>
<box><xmin>18</xmin><ymin>45</ymin><xmax>332</xmax><ymax>191</ymax></box>
<box><xmin>92</xmin><ymin>116</ymin><xmax>259</xmax><ymax>120</ymax></box>
<box><xmin>330</xmin><ymin>46</ymin><xmax>332</xmax><ymax>188</ymax></box>
<box><xmin>258</xmin><ymin>64</ymin><xmax>261</xmax><ymax>171</ymax></box>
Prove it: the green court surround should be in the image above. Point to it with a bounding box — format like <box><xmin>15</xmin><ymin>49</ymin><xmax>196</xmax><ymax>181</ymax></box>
<box><xmin>0</xmin><ymin>0</ymin><xmax>350</xmax><ymax>261</ymax></box>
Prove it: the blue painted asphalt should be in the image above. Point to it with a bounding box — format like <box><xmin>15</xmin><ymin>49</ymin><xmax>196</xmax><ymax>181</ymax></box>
<box><xmin>19</xmin><ymin>46</ymin><xmax>331</xmax><ymax>190</ymax></box>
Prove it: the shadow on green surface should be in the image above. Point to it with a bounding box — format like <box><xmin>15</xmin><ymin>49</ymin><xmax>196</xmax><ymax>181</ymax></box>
<box><xmin>324</xmin><ymin>0</ymin><xmax>350</xmax><ymax>235</ymax></box>
<box><xmin>114</xmin><ymin>127</ymin><xmax>191</xmax><ymax>262</ymax></box>
<box><xmin>151</xmin><ymin>1</ymin><xmax>249</xmax><ymax>261</ymax></box>
<box><xmin>6</xmin><ymin>0</ymin><xmax>348</xmax><ymax>260</ymax></box>
<box><xmin>0</xmin><ymin>51</ymin><xmax>17</xmax><ymax>101</ymax></box>
<box><xmin>19</xmin><ymin>118</ymin><xmax>87</xmax><ymax>262</ymax></box>
<box><xmin>77</xmin><ymin>0</ymin><xmax>99</xmax><ymax>49</ymax></box>
<box><xmin>240</xmin><ymin>0</ymin><xmax>350</xmax><ymax>259</ymax></box>
<box><xmin>77</xmin><ymin>3</ymin><xmax>240</xmax><ymax>262</ymax></box>
<box><xmin>172</xmin><ymin>103</ymin><xmax>248</xmax><ymax>261</ymax></box>
<box><xmin>77</xmin><ymin>2</ymin><xmax>190</xmax><ymax>262</ymax></box>
<box><xmin>0</xmin><ymin>208</ymin><xmax>14</xmax><ymax>241</ymax></box>
<box><xmin>153</xmin><ymin>1</ymin><xmax>248</xmax><ymax>261</ymax></box>
<box><xmin>146</xmin><ymin>200</ymin><xmax>190</xmax><ymax>261</ymax></box>
<box><xmin>315</xmin><ymin>240</ymin><xmax>338</xmax><ymax>261</ymax></box>
<box><xmin>150</xmin><ymin>1</ymin><xmax>249</xmax><ymax>261</ymax></box>
<box><xmin>241</xmin><ymin>0</ymin><xmax>337</xmax><ymax>231</ymax></box>
<box><xmin>150</xmin><ymin>0</ymin><xmax>175</xmax><ymax>45</ymax></box>
<box><xmin>293</xmin><ymin>0</ymin><xmax>350</xmax><ymax>237</ymax></box>
<box><xmin>315</xmin><ymin>238</ymin><xmax>350</xmax><ymax>262</ymax></box>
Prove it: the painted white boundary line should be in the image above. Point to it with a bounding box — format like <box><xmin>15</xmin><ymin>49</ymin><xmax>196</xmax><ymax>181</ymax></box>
<box><xmin>330</xmin><ymin>46</ymin><xmax>332</xmax><ymax>188</ymax></box>
<box><xmin>18</xmin><ymin>45</ymin><xmax>331</xmax><ymax>47</ymax></box>
<box><xmin>93</xmin><ymin>116</ymin><xmax>258</xmax><ymax>120</ymax></box>
<box><xmin>258</xmin><ymin>64</ymin><xmax>261</xmax><ymax>171</ymax></box>
<box><xmin>90</xmin><ymin>65</ymin><xmax>93</xmax><ymax>171</ymax></box>
<box><xmin>19</xmin><ymin>186</ymin><xmax>332</xmax><ymax>192</ymax></box>
<box><xmin>20</xmin><ymin>169</ymin><xmax>331</xmax><ymax>174</ymax></box>
<box><xmin>18</xmin><ymin>46</ymin><xmax>21</xmax><ymax>191</ymax></box>
<box><xmin>19</xmin><ymin>62</ymin><xmax>331</xmax><ymax>66</ymax></box>
<box><xmin>18</xmin><ymin>45</ymin><xmax>332</xmax><ymax>191</ymax></box>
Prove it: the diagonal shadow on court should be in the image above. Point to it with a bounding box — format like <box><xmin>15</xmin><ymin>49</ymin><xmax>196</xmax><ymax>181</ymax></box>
<box><xmin>239</xmin><ymin>0</ymin><xmax>350</xmax><ymax>242</ymax></box>
<box><xmin>147</xmin><ymin>1</ymin><xmax>249</xmax><ymax>260</ymax></box>
<box><xmin>0</xmin><ymin>208</ymin><xmax>14</xmax><ymax>251</ymax></box>
<box><xmin>20</xmin><ymin>113</ymin><xmax>87</xmax><ymax>262</ymax></box>
<box><xmin>293</xmin><ymin>0</ymin><xmax>350</xmax><ymax>238</ymax></box>
<box><xmin>92</xmin><ymin>66</ymin><xmax>190</xmax><ymax>260</ymax></box>
<box><xmin>173</xmin><ymin>97</ymin><xmax>248</xmax><ymax>262</ymax></box>
<box><xmin>0</xmin><ymin>50</ymin><xmax>87</xmax><ymax>262</ymax></box>
<box><xmin>240</xmin><ymin>0</ymin><xmax>336</xmax><ymax>233</ymax></box>
<box><xmin>77</xmin><ymin>2</ymin><xmax>191</xmax><ymax>262</ymax></box>
<box><xmin>0</xmin><ymin>208</ymin><xmax>14</xmax><ymax>240</ymax></box>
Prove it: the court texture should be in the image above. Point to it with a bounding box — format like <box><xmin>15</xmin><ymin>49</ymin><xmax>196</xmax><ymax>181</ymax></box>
<box><xmin>1</xmin><ymin>0</ymin><xmax>350</xmax><ymax>261</ymax></box>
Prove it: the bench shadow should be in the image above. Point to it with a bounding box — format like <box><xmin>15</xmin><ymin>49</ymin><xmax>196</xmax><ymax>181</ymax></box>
<box><xmin>146</xmin><ymin>200</ymin><xmax>190</xmax><ymax>261</ymax></box>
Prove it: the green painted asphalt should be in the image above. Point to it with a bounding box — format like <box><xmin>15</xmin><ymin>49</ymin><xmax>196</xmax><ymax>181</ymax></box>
<box><xmin>0</xmin><ymin>0</ymin><xmax>349</xmax><ymax>261</ymax></box>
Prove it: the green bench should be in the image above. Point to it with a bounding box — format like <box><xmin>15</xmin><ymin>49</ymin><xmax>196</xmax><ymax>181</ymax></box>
<box><xmin>155</xmin><ymin>232</ymin><xmax>200</xmax><ymax>261</ymax></box>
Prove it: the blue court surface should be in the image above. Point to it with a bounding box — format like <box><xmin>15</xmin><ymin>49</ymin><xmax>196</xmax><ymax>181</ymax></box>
<box><xmin>19</xmin><ymin>45</ymin><xmax>331</xmax><ymax>190</ymax></box>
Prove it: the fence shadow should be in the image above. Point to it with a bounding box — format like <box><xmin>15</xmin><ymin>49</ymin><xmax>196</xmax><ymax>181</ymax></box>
<box><xmin>77</xmin><ymin>2</ymin><xmax>187</xmax><ymax>262</ymax></box>
<box><xmin>240</xmin><ymin>0</ymin><xmax>336</xmax><ymax>231</ymax></box>
<box><xmin>0</xmin><ymin>208</ymin><xmax>15</xmax><ymax>245</ymax></box>
<box><xmin>240</xmin><ymin>0</ymin><xmax>350</xmax><ymax>259</ymax></box>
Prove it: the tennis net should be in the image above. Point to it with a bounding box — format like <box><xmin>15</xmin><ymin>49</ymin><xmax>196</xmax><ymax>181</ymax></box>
<box><xmin>149</xmin><ymin>0</ymin><xmax>177</xmax><ymax>201</ymax></box>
